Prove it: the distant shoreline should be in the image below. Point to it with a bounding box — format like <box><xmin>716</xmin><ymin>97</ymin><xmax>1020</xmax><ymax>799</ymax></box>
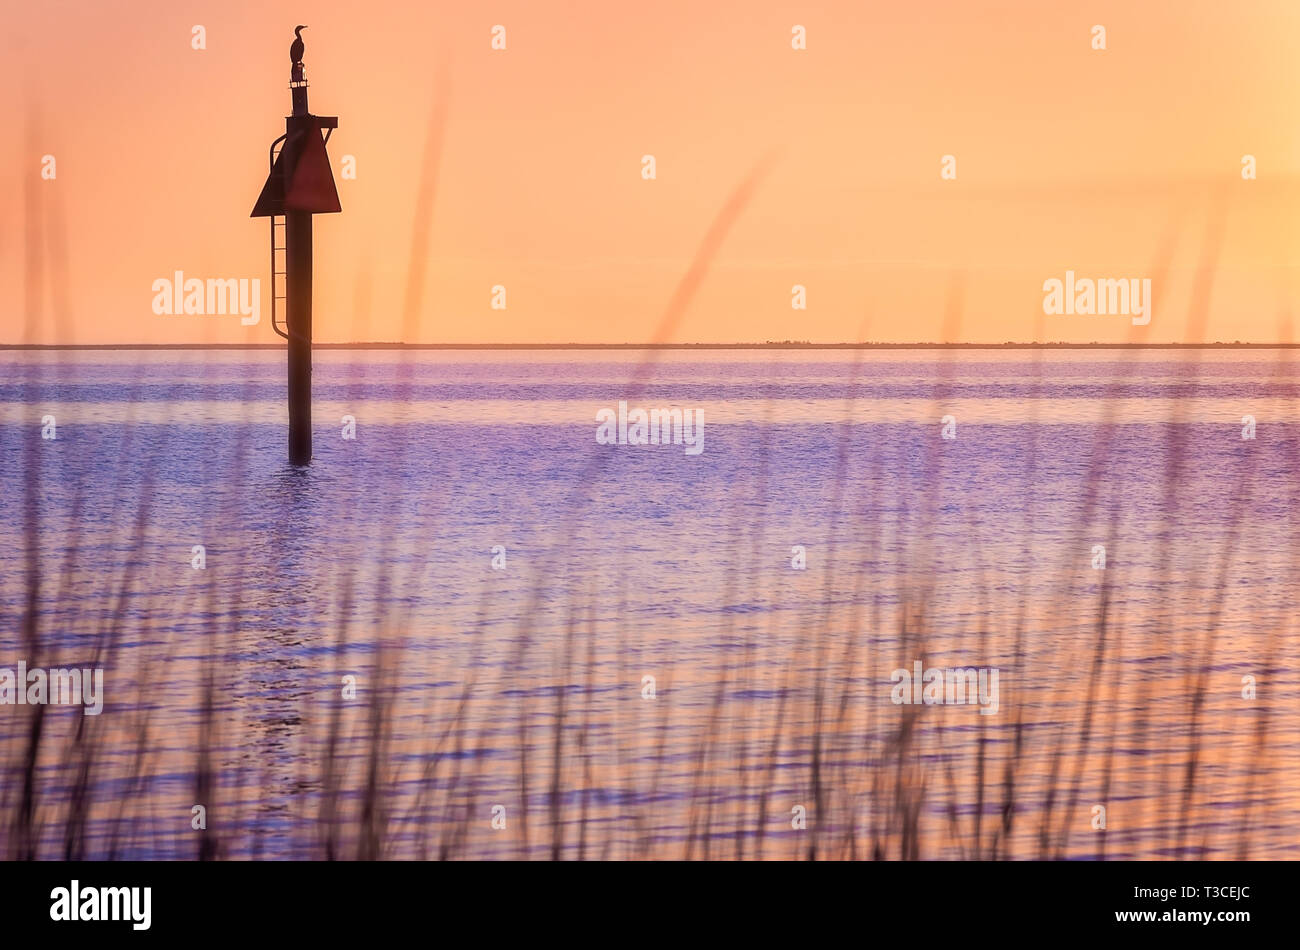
<box><xmin>3</xmin><ymin>342</ymin><xmax>1300</xmax><ymax>351</ymax></box>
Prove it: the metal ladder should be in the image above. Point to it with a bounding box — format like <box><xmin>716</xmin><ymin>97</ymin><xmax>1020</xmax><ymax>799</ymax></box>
<box><xmin>269</xmin><ymin>133</ymin><xmax>290</xmax><ymax>340</ymax></box>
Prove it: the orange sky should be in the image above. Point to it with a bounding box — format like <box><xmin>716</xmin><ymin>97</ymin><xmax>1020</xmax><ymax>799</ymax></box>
<box><xmin>3</xmin><ymin>0</ymin><xmax>1299</xmax><ymax>344</ymax></box>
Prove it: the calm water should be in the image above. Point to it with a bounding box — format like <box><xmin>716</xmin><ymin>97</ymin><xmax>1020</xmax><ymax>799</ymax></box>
<box><xmin>2</xmin><ymin>348</ymin><xmax>1298</xmax><ymax>859</ymax></box>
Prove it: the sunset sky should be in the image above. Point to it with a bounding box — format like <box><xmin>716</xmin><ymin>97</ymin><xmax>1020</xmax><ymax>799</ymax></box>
<box><xmin>3</xmin><ymin>0</ymin><xmax>1299</xmax><ymax>344</ymax></box>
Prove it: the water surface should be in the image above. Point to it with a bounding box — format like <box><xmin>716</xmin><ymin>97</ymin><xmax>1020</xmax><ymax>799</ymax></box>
<box><xmin>1</xmin><ymin>348</ymin><xmax>1297</xmax><ymax>859</ymax></box>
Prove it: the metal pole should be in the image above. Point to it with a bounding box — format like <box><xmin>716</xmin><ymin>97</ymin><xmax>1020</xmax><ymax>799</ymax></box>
<box><xmin>286</xmin><ymin>205</ymin><xmax>312</xmax><ymax>464</ymax></box>
<box><xmin>285</xmin><ymin>109</ymin><xmax>313</xmax><ymax>465</ymax></box>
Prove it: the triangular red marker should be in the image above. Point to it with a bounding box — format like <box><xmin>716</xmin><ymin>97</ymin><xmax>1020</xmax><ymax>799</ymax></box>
<box><xmin>284</xmin><ymin>119</ymin><xmax>342</xmax><ymax>214</ymax></box>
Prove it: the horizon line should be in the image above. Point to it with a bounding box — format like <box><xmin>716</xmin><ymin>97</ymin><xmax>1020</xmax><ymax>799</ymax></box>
<box><xmin>3</xmin><ymin>342</ymin><xmax>1300</xmax><ymax>351</ymax></box>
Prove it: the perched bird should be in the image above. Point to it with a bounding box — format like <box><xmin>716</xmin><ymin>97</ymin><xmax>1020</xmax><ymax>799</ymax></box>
<box><xmin>290</xmin><ymin>25</ymin><xmax>307</xmax><ymax>66</ymax></box>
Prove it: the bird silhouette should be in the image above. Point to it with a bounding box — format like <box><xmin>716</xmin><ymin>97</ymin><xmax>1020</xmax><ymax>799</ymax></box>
<box><xmin>290</xmin><ymin>25</ymin><xmax>307</xmax><ymax>66</ymax></box>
